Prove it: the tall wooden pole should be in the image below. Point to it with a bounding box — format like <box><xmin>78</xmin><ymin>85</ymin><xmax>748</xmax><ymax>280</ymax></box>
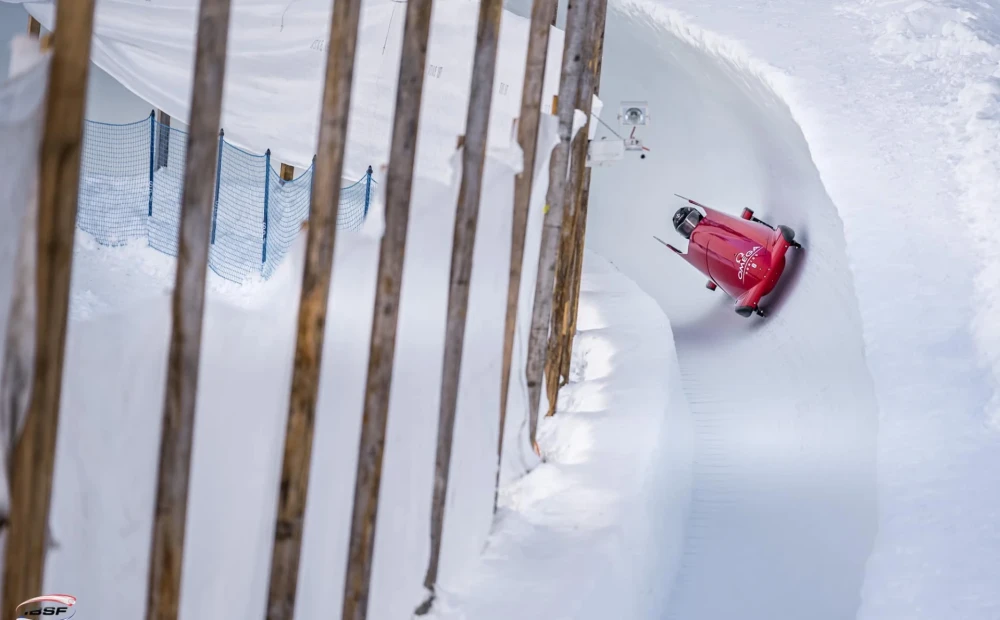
<box><xmin>340</xmin><ymin>0</ymin><xmax>435</xmax><ymax>616</ymax></box>
<box><xmin>496</xmin><ymin>0</ymin><xmax>558</xmax><ymax>508</ymax></box>
<box><xmin>263</xmin><ymin>0</ymin><xmax>364</xmax><ymax>616</ymax></box>
<box><xmin>560</xmin><ymin>0</ymin><xmax>607</xmax><ymax>385</ymax></box>
<box><xmin>524</xmin><ymin>0</ymin><xmax>591</xmax><ymax>449</ymax></box>
<box><xmin>1</xmin><ymin>3</ymin><xmax>96</xmax><ymax>617</ymax></box>
<box><xmin>144</xmin><ymin>1</ymin><xmax>233</xmax><ymax>618</ymax></box>
<box><xmin>416</xmin><ymin>0</ymin><xmax>505</xmax><ymax>612</ymax></box>
<box><xmin>544</xmin><ymin>0</ymin><xmax>607</xmax><ymax>417</ymax></box>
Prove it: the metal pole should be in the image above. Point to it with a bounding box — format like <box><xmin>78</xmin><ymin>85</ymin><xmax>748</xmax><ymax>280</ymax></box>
<box><xmin>364</xmin><ymin>165</ymin><xmax>373</xmax><ymax>217</ymax></box>
<box><xmin>210</xmin><ymin>128</ymin><xmax>224</xmax><ymax>244</ymax></box>
<box><xmin>262</xmin><ymin>149</ymin><xmax>271</xmax><ymax>266</ymax></box>
<box><xmin>148</xmin><ymin>110</ymin><xmax>156</xmax><ymax>217</ymax></box>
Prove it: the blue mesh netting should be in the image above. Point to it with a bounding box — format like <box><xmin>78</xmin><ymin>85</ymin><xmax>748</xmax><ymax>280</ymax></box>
<box><xmin>77</xmin><ymin>112</ymin><xmax>376</xmax><ymax>283</ymax></box>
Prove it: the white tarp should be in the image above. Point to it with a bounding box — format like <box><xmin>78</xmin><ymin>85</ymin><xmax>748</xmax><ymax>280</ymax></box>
<box><xmin>0</xmin><ymin>33</ymin><xmax>46</xmax><ymax>579</ymax></box>
<box><xmin>13</xmin><ymin>0</ymin><xmax>601</xmax><ymax>184</ymax></box>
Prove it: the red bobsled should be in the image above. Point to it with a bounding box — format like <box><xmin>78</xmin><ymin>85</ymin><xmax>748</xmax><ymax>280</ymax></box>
<box><xmin>656</xmin><ymin>195</ymin><xmax>802</xmax><ymax>318</ymax></box>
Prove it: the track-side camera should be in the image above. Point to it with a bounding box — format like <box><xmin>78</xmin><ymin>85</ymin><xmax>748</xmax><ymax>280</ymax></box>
<box><xmin>619</xmin><ymin>101</ymin><xmax>649</xmax><ymax>126</ymax></box>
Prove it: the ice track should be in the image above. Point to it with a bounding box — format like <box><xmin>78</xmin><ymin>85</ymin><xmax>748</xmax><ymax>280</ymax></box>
<box><xmin>586</xmin><ymin>4</ymin><xmax>881</xmax><ymax>619</ymax></box>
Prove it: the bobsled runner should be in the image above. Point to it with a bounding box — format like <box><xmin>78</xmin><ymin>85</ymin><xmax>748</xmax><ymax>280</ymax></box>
<box><xmin>655</xmin><ymin>195</ymin><xmax>802</xmax><ymax>318</ymax></box>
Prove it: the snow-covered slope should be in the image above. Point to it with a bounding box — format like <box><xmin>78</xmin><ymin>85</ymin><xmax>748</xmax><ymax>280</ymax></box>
<box><xmin>36</xmin><ymin>118</ymin><xmax>560</xmax><ymax>619</ymax></box>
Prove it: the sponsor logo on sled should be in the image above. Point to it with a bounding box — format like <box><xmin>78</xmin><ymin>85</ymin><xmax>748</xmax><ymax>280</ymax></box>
<box><xmin>15</xmin><ymin>594</ymin><xmax>76</xmax><ymax>619</ymax></box>
<box><xmin>735</xmin><ymin>246</ymin><xmax>762</xmax><ymax>282</ymax></box>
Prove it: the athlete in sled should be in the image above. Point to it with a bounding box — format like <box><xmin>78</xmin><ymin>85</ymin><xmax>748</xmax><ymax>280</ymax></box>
<box><xmin>655</xmin><ymin>196</ymin><xmax>802</xmax><ymax>318</ymax></box>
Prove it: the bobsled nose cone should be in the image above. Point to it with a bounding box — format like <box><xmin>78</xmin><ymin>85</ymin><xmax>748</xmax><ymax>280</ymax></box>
<box><xmin>778</xmin><ymin>225</ymin><xmax>796</xmax><ymax>244</ymax></box>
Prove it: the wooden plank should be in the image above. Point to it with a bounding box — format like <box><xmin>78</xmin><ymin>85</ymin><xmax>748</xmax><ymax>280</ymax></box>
<box><xmin>280</xmin><ymin>163</ymin><xmax>294</xmax><ymax>182</ymax></box>
<box><xmin>27</xmin><ymin>16</ymin><xmax>41</xmax><ymax>36</ymax></box>
<box><xmin>523</xmin><ymin>0</ymin><xmax>591</xmax><ymax>449</ymax></box>
<box><xmin>496</xmin><ymin>0</ymin><xmax>558</xmax><ymax>510</ymax></box>
<box><xmin>144</xmin><ymin>1</ymin><xmax>233</xmax><ymax>618</ymax></box>
<box><xmin>340</xmin><ymin>0</ymin><xmax>435</xmax><ymax>616</ymax></box>
<box><xmin>263</xmin><ymin>0</ymin><xmax>365</xmax><ymax>615</ymax></box>
<box><xmin>544</xmin><ymin>0</ymin><xmax>607</xmax><ymax>416</ymax></box>
<box><xmin>561</xmin><ymin>0</ymin><xmax>608</xmax><ymax>384</ymax></box>
<box><xmin>1</xmin><ymin>1</ymin><xmax>97</xmax><ymax>616</ymax></box>
<box><xmin>416</xmin><ymin>0</ymin><xmax>505</xmax><ymax>611</ymax></box>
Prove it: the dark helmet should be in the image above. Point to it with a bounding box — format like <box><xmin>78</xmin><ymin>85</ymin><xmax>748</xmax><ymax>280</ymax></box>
<box><xmin>672</xmin><ymin>206</ymin><xmax>703</xmax><ymax>239</ymax></box>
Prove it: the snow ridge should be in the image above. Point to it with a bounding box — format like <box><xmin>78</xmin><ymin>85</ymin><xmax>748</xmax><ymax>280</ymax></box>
<box><xmin>858</xmin><ymin>0</ymin><xmax>1000</xmax><ymax>425</ymax></box>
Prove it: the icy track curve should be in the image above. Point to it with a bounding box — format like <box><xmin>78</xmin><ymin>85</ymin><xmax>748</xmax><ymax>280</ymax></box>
<box><xmin>586</xmin><ymin>4</ymin><xmax>881</xmax><ymax>618</ymax></box>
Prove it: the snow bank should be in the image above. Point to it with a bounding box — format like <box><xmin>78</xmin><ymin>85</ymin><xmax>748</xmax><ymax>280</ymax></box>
<box><xmin>39</xmin><ymin>107</ymin><xmax>560</xmax><ymax>619</ymax></box>
<box><xmin>855</xmin><ymin>0</ymin><xmax>1000</xmax><ymax>427</ymax></box>
<box><xmin>425</xmin><ymin>251</ymin><xmax>692</xmax><ymax>620</ymax></box>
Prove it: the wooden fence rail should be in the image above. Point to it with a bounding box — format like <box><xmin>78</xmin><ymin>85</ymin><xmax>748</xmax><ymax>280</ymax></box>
<box><xmin>544</xmin><ymin>0</ymin><xmax>609</xmax><ymax>418</ymax></box>
<box><xmin>2</xmin><ymin>3</ymin><xmax>97</xmax><ymax>618</ymax></box>
<box><xmin>497</xmin><ymin>0</ymin><xmax>559</xmax><ymax>506</ymax></box>
<box><xmin>558</xmin><ymin>0</ymin><xmax>608</xmax><ymax>388</ymax></box>
<box><xmin>145</xmin><ymin>1</ymin><xmax>234</xmax><ymax>618</ymax></box>
<box><xmin>524</xmin><ymin>0</ymin><xmax>592</xmax><ymax>450</ymax></box>
<box><xmin>264</xmin><ymin>0</ymin><xmax>365</xmax><ymax>615</ymax></box>
<box><xmin>340</xmin><ymin>0</ymin><xmax>435</xmax><ymax>616</ymax></box>
<box><xmin>417</xmin><ymin>0</ymin><xmax>505</xmax><ymax>611</ymax></box>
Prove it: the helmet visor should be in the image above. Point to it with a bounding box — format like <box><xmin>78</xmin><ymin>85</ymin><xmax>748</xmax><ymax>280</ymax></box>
<box><xmin>676</xmin><ymin>209</ymin><xmax>702</xmax><ymax>238</ymax></box>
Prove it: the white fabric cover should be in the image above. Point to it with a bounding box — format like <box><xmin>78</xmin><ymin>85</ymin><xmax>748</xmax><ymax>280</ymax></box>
<box><xmin>13</xmin><ymin>0</ymin><xmax>601</xmax><ymax>183</ymax></box>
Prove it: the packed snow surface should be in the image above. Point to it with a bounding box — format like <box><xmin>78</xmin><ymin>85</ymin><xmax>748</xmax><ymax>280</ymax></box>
<box><xmin>581</xmin><ymin>0</ymin><xmax>1000</xmax><ymax>618</ymax></box>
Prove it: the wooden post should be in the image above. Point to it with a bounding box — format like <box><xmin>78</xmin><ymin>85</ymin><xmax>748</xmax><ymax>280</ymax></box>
<box><xmin>543</xmin><ymin>0</ymin><xmax>607</xmax><ymax>417</ymax></box>
<box><xmin>263</xmin><ymin>0</ymin><xmax>365</xmax><ymax>614</ymax></box>
<box><xmin>144</xmin><ymin>1</ymin><xmax>233</xmax><ymax>618</ymax></box>
<box><xmin>523</xmin><ymin>0</ymin><xmax>590</xmax><ymax>450</ymax></box>
<box><xmin>280</xmin><ymin>163</ymin><xmax>294</xmax><ymax>182</ymax></box>
<box><xmin>1</xmin><ymin>1</ymin><xmax>97</xmax><ymax>616</ymax></box>
<box><xmin>416</xmin><ymin>0</ymin><xmax>504</xmax><ymax>612</ymax></box>
<box><xmin>560</xmin><ymin>0</ymin><xmax>607</xmax><ymax>385</ymax></box>
<box><xmin>155</xmin><ymin>110</ymin><xmax>171</xmax><ymax>171</ymax></box>
<box><xmin>340</xmin><ymin>0</ymin><xmax>435</xmax><ymax>616</ymax></box>
<box><xmin>496</xmin><ymin>0</ymin><xmax>558</xmax><ymax>508</ymax></box>
<box><xmin>27</xmin><ymin>16</ymin><xmax>41</xmax><ymax>37</ymax></box>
